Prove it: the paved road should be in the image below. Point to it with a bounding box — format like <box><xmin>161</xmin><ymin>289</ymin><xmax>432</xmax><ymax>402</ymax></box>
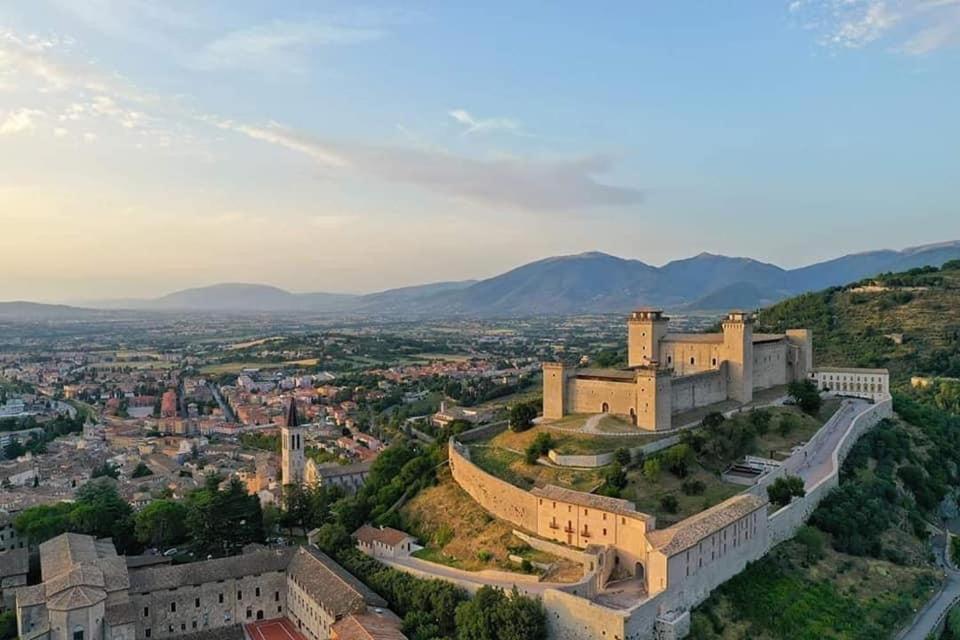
<box><xmin>899</xmin><ymin>530</ymin><xmax>960</xmax><ymax>640</ymax></box>
<box><xmin>785</xmin><ymin>398</ymin><xmax>869</xmax><ymax>489</ymax></box>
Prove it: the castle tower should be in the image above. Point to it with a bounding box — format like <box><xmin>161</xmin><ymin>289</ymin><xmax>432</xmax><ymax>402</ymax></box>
<box><xmin>633</xmin><ymin>367</ymin><xmax>672</xmax><ymax>431</ymax></box>
<box><xmin>786</xmin><ymin>329</ymin><xmax>813</xmax><ymax>381</ymax></box>
<box><xmin>722</xmin><ymin>311</ymin><xmax>754</xmax><ymax>404</ymax></box>
<box><xmin>542</xmin><ymin>363</ymin><xmax>567</xmax><ymax>420</ymax></box>
<box><xmin>280</xmin><ymin>398</ymin><xmax>305</xmax><ymax>486</ymax></box>
<box><xmin>628</xmin><ymin>309</ymin><xmax>669</xmax><ymax>368</ymax></box>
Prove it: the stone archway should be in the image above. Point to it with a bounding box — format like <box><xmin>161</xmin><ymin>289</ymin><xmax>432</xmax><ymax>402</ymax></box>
<box><xmin>601</xmin><ymin>402</ymin><xmax>609</xmax><ymax>413</ymax></box>
<box><xmin>635</xmin><ymin>562</ymin><xmax>645</xmax><ymax>581</ymax></box>
<box><xmin>629</xmin><ymin>408</ymin><xmax>637</xmax><ymax>426</ymax></box>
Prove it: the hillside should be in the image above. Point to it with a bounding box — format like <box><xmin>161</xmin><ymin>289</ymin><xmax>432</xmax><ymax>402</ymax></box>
<box><xmin>692</xmin><ymin>261</ymin><xmax>960</xmax><ymax>639</ymax></box>
<box><xmin>756</xmin><ymin>260</ymin><xmax>960</xmax><ymax>381</ymax></box>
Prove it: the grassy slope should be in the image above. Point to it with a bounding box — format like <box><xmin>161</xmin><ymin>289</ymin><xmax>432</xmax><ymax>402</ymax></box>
<box><xmin>756</xmin><ymin>263</ymin><xmax>960</xmax><ymax>381</ymax></box>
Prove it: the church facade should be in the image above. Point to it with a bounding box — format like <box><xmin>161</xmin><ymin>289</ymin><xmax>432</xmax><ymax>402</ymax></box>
<box><xmin>543</xmin><ymin>310</ymin><xmax>813</xmax><ymax>430</ymax></box>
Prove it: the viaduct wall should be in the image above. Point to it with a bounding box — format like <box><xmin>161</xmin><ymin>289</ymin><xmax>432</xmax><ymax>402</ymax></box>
<box><xmin>766</xmin><ymin>397</ymin><xmax>892</xmax><ymax>545</ymax></box>
<box><xmin>447</xmin><ymin>438</ymin><xmax>538</xmax><ymax>533</ymax></box>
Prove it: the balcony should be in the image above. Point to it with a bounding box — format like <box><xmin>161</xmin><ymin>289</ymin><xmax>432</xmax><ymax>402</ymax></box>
<box><xmin>564</xmin><ymin>526</ymin><xmax>575</xmax><ymax>534</ymax></box>
<box><xmin>549</xmin><ymin>522</ymin><xmax>560</xmax><ymax>530</ymax></box>
<box><xmin>581</xmin><ymin>530</ymin><xmax>591</xmax><ymax>538</ymax></box>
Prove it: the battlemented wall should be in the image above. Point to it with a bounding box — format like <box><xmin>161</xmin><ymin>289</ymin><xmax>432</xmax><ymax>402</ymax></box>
<box><xmin>447</xmin><ymin>439</ymin><xmax>538</xmax><ymax>532</ymax></box>
<box><xmin>566</xmin><ymin>377</ymin><xmax>640</xmax><ymax>416</ymax></box>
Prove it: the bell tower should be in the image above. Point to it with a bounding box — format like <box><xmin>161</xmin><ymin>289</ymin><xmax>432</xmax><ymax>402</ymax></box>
<box><xmin>280</xmin><ymin>397</ymin><xmax>305</xmax><ymax>486</ymax></box>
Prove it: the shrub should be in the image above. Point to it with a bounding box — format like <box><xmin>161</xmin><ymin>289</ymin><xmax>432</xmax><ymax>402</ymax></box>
<box><xmin>663</xmin><ymin>444</ymin><xmax>694</xmax><ymax>478</ymax></box>
<box><xmin>794</xmin><ymin>525</ymin><xmax>825</xmax><ymax>563</ymax></box>
<box><xmin>788</xmin><ymin>379</ymin><xmax>823</xmax><ymax>415</ymax></box>
<box><xmin>768</xmin><ymin>475</ymin><xmax>806</xmax><ymax>507</ymax></box>
<box><xmin>476</xmin><ymin>549</ymin><xmax>493</xmax><ymax>562</ymax></box>
<box><xmin>614</xmin><ymin>447</ymin><xmax>632</xmax><ymax>467</ymax></box>
<box><xmin>681</xmin><ymin>479</ymin><xmax>706</xmax><ymax>496</ymax></box>
<box><xmin>660</xmin><ymin>495</ymin><xmax>679</xmax><ymax>513</ymax></box>
<box><xmin>642</xmin><ymin>458</ymin><xmax>661</xmax><ymax>482</ymax></box>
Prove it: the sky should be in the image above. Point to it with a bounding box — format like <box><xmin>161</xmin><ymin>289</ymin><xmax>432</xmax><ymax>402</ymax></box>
<box><xmin>1</xmin><ymin>1</ymin><xmax>959</xmax><ymax>302</ymax></box>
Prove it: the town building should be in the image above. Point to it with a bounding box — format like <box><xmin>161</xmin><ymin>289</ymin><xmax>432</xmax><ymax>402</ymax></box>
<box><xmin>14</xmin><ymin>533</ymin><xmax>406</xmax><ymax>640</ymax></box>
<box><xmin>281</xmin><ymin>400</ymin><xmax>370</xmax><ymax>494</ymax></box>
<box><xmin>352</xmin><ymin>526</ymin><xmax>416</xmax><ymax>560</ymax></box>
<box><xmin>543</xmin><ymin>310</ymin><xmax>813</xmax><ymax>430</ymax></box>
<box><xmin>810</xmin><ymin>367</ymin><xmax>890</xmax><ymax>402</ymax></box>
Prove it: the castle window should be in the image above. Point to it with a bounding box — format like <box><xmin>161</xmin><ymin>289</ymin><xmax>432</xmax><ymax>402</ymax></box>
<box><xmin>195</xmin><ymin>598</ymin><xmax>200</xmax><ymax>608</ymax></box>
<box><xmin>171</xmin><ymin>602</ymin><xmax>176</xmax><ymax>613</ymax></box>
<box><xmin>238</xmin><ymin>590</ymin><xmax>243</xmax><ymax>600</ymax></box>
<box><xmin>143</xmin><ymin>607</ymin><xmax>149</xmax><ymax>617</ymax></box>
<box><xmin>256</xmin><ymin>587</ymin><xmax>261</xmax><ymax>597</ymax></box>
<box><xmin>73</xmin><ymin>627</ymin><xmax>84</xmax><ymax>640</ymax></box>
<box><xmin>690</xmin><ymin>357</ymin><xmax>695</xmax><ymax>365</ymax></box>
<box><xmin>712</xmin><ymin>358</ymin><xmax>717</xmax><ymax>366</ymax></box>
<box><xmin>603</xmin><ymin>528</ymin><xmax>607</xmax><ymax>536</ymax></box>
<box><xmin>218</xmin><ymin>593</ymin><xmax>224</xmax><ymax>604</ymax></box>
<box><xmin>181</xmin><ymin>624</ymin><xmax>186</xmax><ymax>632</ymax></box>
<box><xmin>275</xmin><ymin>592</ymin><xmax>280</xmax><ymax>602</ymax></box>
<box><xmin>145</xmin><ymin>630</ymin><xmax>151</xmax><ymax>639</ymax></box>
<box><xmin>667</xmin><ymin>356</ymin><xmax>672</xmax><ymax>364</ymax></box>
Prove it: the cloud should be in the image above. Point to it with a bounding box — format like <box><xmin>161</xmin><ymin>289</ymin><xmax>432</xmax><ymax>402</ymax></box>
<box><xmin>193</xmin><ymin>20</ymin><xmax>384</xmax><ymax>73</ymax></box>
<box><xmin>448</xmin><ymin>109</ymin><xmax>522</xmax><ymax>136</ymax></box>
<box><xmin>217</xmin><ymin>121</ymin><xmax>643</xmax><ymax>211</ymax></box>
<box><xmin>791</xmin><ymin>0</ymin><xmax>960</xmax><ymax>54</ymax></box>
<box><xmin>2</xmin><ymin>26</ymin><xmax>643</xmax><ymax>212</ymax></box>
<box><xmin>0</xmin><ymin>108</ymin><xmax>44</xmax><ymax>135</ymax></box>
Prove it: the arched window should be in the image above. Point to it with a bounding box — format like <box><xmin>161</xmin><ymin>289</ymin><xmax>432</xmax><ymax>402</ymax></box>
<box><xmin>73</xmin><ymin>626</ymin><xmax>85</xmax><ymax>640</ymax></box>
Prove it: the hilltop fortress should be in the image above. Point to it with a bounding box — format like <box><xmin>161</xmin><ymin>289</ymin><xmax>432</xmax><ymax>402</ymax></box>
<box><xmin>543</xmin><ymin>310</ymin><xmax>813</xmax><ymax>430</ymax></box>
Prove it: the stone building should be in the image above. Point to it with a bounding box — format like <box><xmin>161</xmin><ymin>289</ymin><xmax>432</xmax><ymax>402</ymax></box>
<box><xmin>14</xmin><ymin>533</ymin><xmax>405</xmax><ymax>640</ymax></box>
<box><xmin>810</xmin><ymin>367</ymin><xmax>889</xmax><ymax>402</ymax></box>
<box><xmin>0</xmin><ymin>547</ymin><xmax>28</xmax><ymax>611</ymax></box>
<box><xmin>353</xmin><ymin>526</ymin><xmax>416</xmax><ymax>560</ymax></box>
<box><xmin>543</xmin><ymin>309</ymin><xmax>813</xmax><ymax>430</ymax></box>
<box><xmin>281</xmin><ymin>399</ymin><xmax>370</xmax><ymax>494</ymax></box>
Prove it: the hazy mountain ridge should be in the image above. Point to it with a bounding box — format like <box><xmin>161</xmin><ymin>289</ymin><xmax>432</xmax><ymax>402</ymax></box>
<box><xmin>9</xmin><ymin>241</ymin><xmax>960</xmax><ymax>318</ymax></box>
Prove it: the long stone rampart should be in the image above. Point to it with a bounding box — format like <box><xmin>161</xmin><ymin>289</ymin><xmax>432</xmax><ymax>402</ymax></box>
<box><xmin>447</xmin><ymin>438</ymin><xmax>538</xmax><ymax>532</ymax></box>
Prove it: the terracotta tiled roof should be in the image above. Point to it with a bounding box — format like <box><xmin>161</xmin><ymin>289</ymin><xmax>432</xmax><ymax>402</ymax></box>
<box><xmin>129</xmin><ymin>548</ymin><xmax>293</xmax><ymax>592</ymax></box>
<box><xmin>287</xmin><ymin>546</ymin><xmax>386</xmax><ymax>616</ymax></box>
<box><xmin>0</xmin><ymin>547</ymin><xmax>28</xmax><ymax>577</ymax></box>
<box><xmin>353</xmin><ymin>525</ymin><xmax>414</xmax><ymax>547</ymax></box>
<box><xmin>332</xmin><ymin>610</ymin><xmax>406</xmax><ymax>640</ymax></box>
<box><xmin>531</xmin><ymin>485</ymin><xmax>651</xmax><ymax>521</ymax></box>
<box><xmin>646</xmin><ymin>494</ymin><xmax>765</xmax><ymax>557</ymax></box>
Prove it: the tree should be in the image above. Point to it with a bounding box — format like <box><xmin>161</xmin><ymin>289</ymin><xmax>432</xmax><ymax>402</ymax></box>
<box><xmin>185</xmin><ymin>474</ymin><xmax>264</xmax><ymax>556</ymax></box>
<box><xmin>454</xmin><ymin>586</ymin><xmax>546</xmax><ymax>640</ymax></box>
<box><xmin>788</xmin><ymin>379</ymin><xmax>823</xmax><ymax>415</ymax></box>
<box><xmin>660</xmin><ymin>495</ymin><xmax>679</xmax><ymax>513</ymax></box>
<box><xmin>91</xmin><ymin>462</ymin><xmax>119</xmax><ymax>479</ymax></box>
<box><xmin>134</xmin><ymin>500</ymin><xmax>188</xmax><ymax>548</ymax></box>
<box><xmin>0</xmin><ymin>611</ymin><xmax>16</xmax><ymax>640</ymax></box>
<box><xmin>794</xmin><ymin>525</ymin><xmax>824</xmax><ymax>563</ymax></box>
<box><xmin>131</xmin><ymin>462</ymin><xmax>153</xmax><ymax>478</ymax></box>
<box><xmin>749</xmin><ymin>409</ymin><xmax>772</xmax><ymax>435</ymax></box>
<box><xmin>767</xmin><ymin>475</ymin><xmax>806</xmax><ymax>507</ymax></box>
<box><xmin>663</xmin><ymin>444</ymin><xmax>694</xmax><ymax>478</ymax></box>
<box><xmin>642</xmin><ymin>458</ymin><xmax>661</xmax><ymax>482</ymax></box>
<box><xmin>614</xmin><ymin>447</ymin><xmax>632</xmax><ymax>467</ymax></box>
<box><xmin>701</xmin><ymin>411</ymin><xmax>726</xmax><ymax>429</ymax></box>
<box><xmin>3</xmin><ymin>438</ymin><xmax>25</xmax><ymax>460</ymax></box>
<box><xmin>509</xmin><ymin>402</ymin><xmax>538</xmax><ymax>432</ymax></box>
<box><xmin>524</xmin><ymin>432</ymin><xmax>553</xmax><ymax>465</ymax></box>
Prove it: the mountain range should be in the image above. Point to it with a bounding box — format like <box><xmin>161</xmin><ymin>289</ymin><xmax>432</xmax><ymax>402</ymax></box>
<box><xmin>5</xmin><ymin>241</ymin><xmax>960</xmax><ymax>319</ymax></box>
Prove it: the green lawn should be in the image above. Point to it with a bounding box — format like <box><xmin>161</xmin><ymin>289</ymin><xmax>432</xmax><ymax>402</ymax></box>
<box><xmin>468</xmin><ymin>445</ymin><xmax>603</xmax><ymax>493</ymax></box>
<box><xmin>623</xmin><ymin>456</ymin><xmax>742</xmax><ymax>525</ymax></box>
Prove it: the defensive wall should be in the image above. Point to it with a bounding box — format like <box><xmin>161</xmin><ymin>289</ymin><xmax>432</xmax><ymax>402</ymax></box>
<box><xmin>766</xmin><ymin>397</ymin><xmax>892</xmax><ymax>545</ymax></box>
<box><xmin>446</xmin><ymin>396</ymin><xmax>893</xmax><ymax>639</ymax></box>
<box><xmin>448</xmin><ymin>439</ymin><xmax>538</xmax><ymax>532</ymax></box>
<box><xmin>546</xmin><ymin>435</ymin><xmax>681</xmax><ymax>468</ymax></box>
<box><xmin>670</xmin><ymin>369</ymin><xmax>727</xmax><ymax>414</ymax></box>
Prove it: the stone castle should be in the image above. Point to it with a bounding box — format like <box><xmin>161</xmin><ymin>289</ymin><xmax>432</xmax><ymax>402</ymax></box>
<box><xmin>543</xmin><ymin>310</ymin><xmax>813</xmax><ymax>430</ymax></box>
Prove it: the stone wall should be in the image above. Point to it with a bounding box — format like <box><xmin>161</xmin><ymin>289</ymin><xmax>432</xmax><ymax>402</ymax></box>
<box><xmin>132</xmin><ymin>571</ymin><xmax>287</xmax><ymax>639</ymax></box>
<box><xmin>457</xmin><ymin>421</ymin><xmax>508</xmax><ymax>443</ymax></box>
<box><xmin>670</xmin><ymin>369</ymin><xmax>727</xmax><ymax>414</ymax></box>
<box><xmin>767</xmin><ymin>397</ymin><xmax>892</xmax><ymax>545</ymax></box>
<box><xmin>567</xmin><ymin>377</ymin><xmax>638</xmax><ymax>416</ymax></box>
<box><xmin>447</xmin><ymin>439</ymin><xmax>538</xmax><ymax>532</ymax></box>
<box><xmin>751</xmin><ymin>341</ymin><xmax>789</xmax><ymax>390</ymax></box>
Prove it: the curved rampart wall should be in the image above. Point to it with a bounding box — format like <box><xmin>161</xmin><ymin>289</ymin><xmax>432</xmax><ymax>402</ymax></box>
<box><xmin>448</xmin><ymin>438</ymin><xmax>538</xmax><ymax>533</ymax></box>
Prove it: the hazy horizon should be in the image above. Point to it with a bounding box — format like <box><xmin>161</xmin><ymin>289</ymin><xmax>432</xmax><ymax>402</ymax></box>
<box><xmin>2</xmin><ymin>1</ymin><xmax>959</xmax><ymax>301</ymax></box>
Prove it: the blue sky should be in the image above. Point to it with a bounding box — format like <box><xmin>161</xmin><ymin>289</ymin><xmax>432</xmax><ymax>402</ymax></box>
<box><xmin>1</xmin><ymin>1</ymin><xmax>958</xmax><ymax>300</ymax></box>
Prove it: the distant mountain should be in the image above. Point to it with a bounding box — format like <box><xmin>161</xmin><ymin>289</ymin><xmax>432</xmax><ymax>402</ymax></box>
<box><xmin>71</xmin><ymin>240</ymin><xmax>960</xmax><ymax>317</ymax></box>
<box><xmin>0</xmin><ymin>301</ymin><xmax>108</xmax><ymax>320</ymax></box>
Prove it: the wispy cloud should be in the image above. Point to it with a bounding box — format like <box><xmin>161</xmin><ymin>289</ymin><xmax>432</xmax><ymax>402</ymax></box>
<box><xmin>215</xmin><ymin>121</ymin><xmax>642</xmax><ymax>211</ymax></box>
<box><xmin>193</xmin><ymin>20</ymin><xmax>385</xmax><ymax>73</ymax></box>
<box><xmin>1</xmin><ymin>26</ymin><xmax>643</xmax><ymax>212</ymax></box>
<box><xmin>790</xmin><ymin>0</ymin><xmax>960</xmax><ymax>54</ymax></box>
<box><xmin>0</xmin><ymin>108</ymin><xmax>44</xmax><ymax>135</ymax></box>
<box><xmin>448</xmin><ymin>109</ymin><xmax>522</xmax><ymax>136</ymax></box>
